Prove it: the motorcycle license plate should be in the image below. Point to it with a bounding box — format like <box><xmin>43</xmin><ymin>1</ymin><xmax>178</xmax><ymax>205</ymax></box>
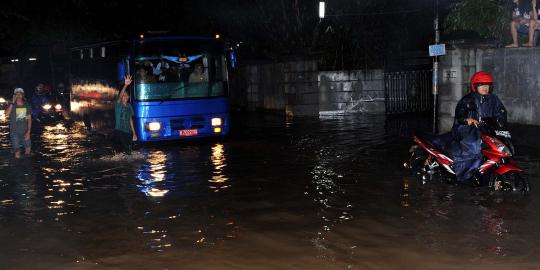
<box><xmin>179</xmin><ymin>129</ymin><xmax>198</xmax><ymax>137</ymax></box>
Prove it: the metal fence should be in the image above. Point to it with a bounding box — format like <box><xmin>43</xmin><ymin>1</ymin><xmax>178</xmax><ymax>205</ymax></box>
<box><xmin>384</xmin><ymin>70</ymin><xmax>432</xmax><ymax>114</ymax></box>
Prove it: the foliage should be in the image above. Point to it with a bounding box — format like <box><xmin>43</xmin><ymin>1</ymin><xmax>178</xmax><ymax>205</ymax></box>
<box><xmin>444</xmin><ymin>0</ymin><xmax>509</xmax><ymax>40</ymax></box>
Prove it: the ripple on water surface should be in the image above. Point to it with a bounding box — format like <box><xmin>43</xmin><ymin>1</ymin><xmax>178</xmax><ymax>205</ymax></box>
<box><xmin>0</xmin><ymin>115</ymin><xmax>539</xmax><ymax>269</ymax></box>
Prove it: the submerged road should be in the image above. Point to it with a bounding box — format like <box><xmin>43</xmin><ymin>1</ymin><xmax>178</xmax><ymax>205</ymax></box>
<box><xmin>0</xmin><ymin>113</ymin><xmax>539</xmax><ymax>269</ymax></box>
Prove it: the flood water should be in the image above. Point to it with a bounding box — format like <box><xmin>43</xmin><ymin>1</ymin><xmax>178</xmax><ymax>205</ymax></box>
<box><xmin>0</xmin><ymin>113</ymin><xmax>539</xmax><ymax>270</ymax></box>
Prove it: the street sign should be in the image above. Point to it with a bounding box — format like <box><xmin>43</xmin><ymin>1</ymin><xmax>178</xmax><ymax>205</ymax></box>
<box><xmin>429</xmin><ymin>44</ymin><xmax>446</xmax><ymax>57</ymax></box>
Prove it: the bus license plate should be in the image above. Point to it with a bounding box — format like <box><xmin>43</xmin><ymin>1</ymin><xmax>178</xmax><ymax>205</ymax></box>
<box><xmin>179</xmin><ymin>129</ymin><xmax>198</xmax><ymax>137</ymax></box>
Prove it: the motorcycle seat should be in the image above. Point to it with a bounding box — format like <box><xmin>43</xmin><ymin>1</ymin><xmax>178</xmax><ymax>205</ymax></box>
<box><xmin>416</xmin><ymin>131</ymin><xmax>456</xmax><ymax>159</ymax></box>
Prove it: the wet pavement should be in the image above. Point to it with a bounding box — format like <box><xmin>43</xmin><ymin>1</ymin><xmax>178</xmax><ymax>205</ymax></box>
<box><xmin>0</xmin><ymin>113</ymin><xmax>539</xmax><ymax>269</ymax></box>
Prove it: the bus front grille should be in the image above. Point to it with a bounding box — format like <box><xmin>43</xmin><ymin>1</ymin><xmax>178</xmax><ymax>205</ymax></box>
<box><xmin>170</xmin><ymin>118</ymin><xmax>206</xmax><ymax>130</ymax></box>
<box><xmin>170</xmin><ymin>119</ymin><xmax>186</xmax><ymax>130</ymax></box>
<box><xmin>191</xmin><ymin>117</ymin><xmax>205</xmax><ymax>122</ymax></box>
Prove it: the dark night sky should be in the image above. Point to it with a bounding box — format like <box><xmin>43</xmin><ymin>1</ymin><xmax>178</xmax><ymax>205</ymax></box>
<box><xmin>1</xmin><ymin>0</ymin><xmax>452</xmax><ymax>68</ymax></box>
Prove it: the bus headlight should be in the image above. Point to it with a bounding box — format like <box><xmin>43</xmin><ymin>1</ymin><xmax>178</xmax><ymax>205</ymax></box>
<box><xmin>147</xmin><ymin>122</ymin><xmax>161</xmax><ymax>131</ymax></box>
<box><xmin>42</xmin><ymin>104</ymin><xmax>52</xmax><ymax>110</ymax></box>
<box><xmin>211</xmin><ymin>117</ymin><xmax>222</xmax><ymax>126</ymax></box>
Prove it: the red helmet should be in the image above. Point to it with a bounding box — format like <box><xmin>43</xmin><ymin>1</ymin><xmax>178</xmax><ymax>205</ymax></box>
<box><xmin>470</xmin><ymin>71</ymin><xmax>494</xmax><ymax>92</ymax></box>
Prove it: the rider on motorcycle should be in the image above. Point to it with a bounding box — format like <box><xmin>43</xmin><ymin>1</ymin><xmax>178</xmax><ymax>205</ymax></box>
<box><xmin>31</xmin><ymin>83</ymin><xmax>51</xmax><ymax>121</ymax></box>
<box><xmin>448</xmin><ymin>71</ymin><xmax>508</xmax><ymax>183</ymax></box>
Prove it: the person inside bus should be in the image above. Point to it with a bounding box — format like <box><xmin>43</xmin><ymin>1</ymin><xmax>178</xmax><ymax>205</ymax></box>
<box><xmin>177</xmin><ymin>54</ymin><xmax>191</xmax><ymax>83</ymax></box>
<box><xmin>113</xmin><ymin>75</ymin><xmax>137</xmax><ymax>153</ymax></box>
<box><xmin>153</xmin><ymin>59</ymin><xmax>170</xmax><ymax>82</ymax></box>
<box><xmin>136</xmin><ymin>66</ymin><xmax>157</xmax><ymax>83</ymax></box>
<box><xmin>164</xmin><ymin>66</ymin><xmax>180</xmax><ymax>82</ymax></box>
<box><xmin>189</xmin><ymin>64</ymin><xmax>208</xmax><ymax>83</ymax></box>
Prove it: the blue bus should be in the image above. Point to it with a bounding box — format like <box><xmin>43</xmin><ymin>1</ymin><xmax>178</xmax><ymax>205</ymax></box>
<box><xmin>69</xmin><ymin>36</ymin><xmax>233</xmax><ymax>141</ymax></box>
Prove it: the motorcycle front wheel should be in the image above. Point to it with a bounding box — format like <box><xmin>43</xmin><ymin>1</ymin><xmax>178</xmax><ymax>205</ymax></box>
<box><xmin>491</xmin><ymin>171</ymin><xmax>530</xmax><ymax>195</ymax></box>
<box><xmin>404</xmin><ymin>146</ymin><xmax>426</xmax><ymax>169</ymax></box>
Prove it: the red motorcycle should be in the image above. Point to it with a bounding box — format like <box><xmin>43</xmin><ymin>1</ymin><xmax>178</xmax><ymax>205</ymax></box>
<box><xmin>404</xmin><ymin>118</ymin><xmax>530</xmax><ymax>194</ymax></box>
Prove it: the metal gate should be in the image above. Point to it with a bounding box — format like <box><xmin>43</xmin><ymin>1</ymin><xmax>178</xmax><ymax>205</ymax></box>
<box><xmin>384</xmin><ymin>70</ymin><xmax>432</xmax><ymax>114</ymax></box>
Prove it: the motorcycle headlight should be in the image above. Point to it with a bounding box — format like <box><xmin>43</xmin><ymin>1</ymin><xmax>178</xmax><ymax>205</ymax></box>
<box><xmin>42</xmin><ymin>104</ymin><xmax>52</xmax><ymax>110</ymax></box>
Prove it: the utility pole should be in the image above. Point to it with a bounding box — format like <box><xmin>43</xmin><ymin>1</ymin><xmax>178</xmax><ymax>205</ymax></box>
<box><xmin>432</xmin><ymin>0</ymin><xmax>440</xmax><ymax>134</ymax></box>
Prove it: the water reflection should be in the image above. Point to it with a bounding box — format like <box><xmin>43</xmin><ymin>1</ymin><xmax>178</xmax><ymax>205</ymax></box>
<box><xmin>307</xmin><ymin>136</ymin><xmax>353</xmax><ymax>259</ymax></box>
<box><xmin>139</xmin><ymin>226</ymin><xmax>171</xmax><ymax>251</ymax></box>
<box><xmin>40</xmin><ymin>123</ymin><xmax>86</xmax><ymax>163</ymax></box>
<box><xmin>0</xmin><ymin>116</ymin><xmax>9</xmax><ymax>150</ymax></box>
<box><xmin>408</xmin><ymin>180</ymin><xmax>520</xmax><ymax>258</ymax></box>
<box><xmin>37</xmin><ymin>123</ymin><xmax>88</xmax><ymax>220</ymax></box>
<box><xmin>478</xmin><ymin>206</ymin><xmax>511</xmax><ymax>257</ymax></box>
<box><xmin>401</xmin><ymin>177</ymin><xmax>410</xmax><ymax>208</ymax></box>
<box><xmin>0</xmin><ymin>113</ymin><xmax>538</xmax><ymax>268</ymax></box>
<box><xmin>2</xmin><ymin>166</ymin><xmax>42</xmax><ymax>223</ymax></box>
<box><xmin>208</xmin><ymin>143</ymin><xmax>229</xmax><ymax>192</ymax></box>
<box><xmin>137</xmin><ymin>150</ymin><xmax>170</xmax><ymax>198</ymax></box>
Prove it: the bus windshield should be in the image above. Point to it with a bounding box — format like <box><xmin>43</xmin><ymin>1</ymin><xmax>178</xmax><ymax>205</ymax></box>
<box><xmin>133</xmin><ymin>39</ymin><xmax>228</xmax><ymax>101</ymax></box>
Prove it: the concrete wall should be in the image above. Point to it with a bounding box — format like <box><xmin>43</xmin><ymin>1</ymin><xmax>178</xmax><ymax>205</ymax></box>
<box><xmin>235</xmin><ymin>60</ymin><xmax>318</xmax><ymax>116</ymax></box>
<box><xmin>438</xmin><ymin>45</ymin><xmax>540</xmax><ymax>132</ymax></box>
<box><xmin>438</xmin><ymin>46</ymin><xmax>485</xmax><ymax>132</ymax></box>
<box><xmin>319</xmin><ymin>70</ymin><xmax>385</xmax><ymax>115</ymax></box>
<box><xmin>233</xmin><ymin>60</ymin><xmax>385</xmax><ymax>116</ymax></box>
<box><xmin>243</xmin><ymin>64</ymin><xmax>287</xmax><ymax>112</ymax></box>
<box><xmin>482</xmin><ymin>49</ymin><xmax>540</xmax><ymax>126</ymax></box>
<box><xmin>283</xmin><ymin>61</ymin><xmax>319</xmax><ymax>117</ymax></box>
